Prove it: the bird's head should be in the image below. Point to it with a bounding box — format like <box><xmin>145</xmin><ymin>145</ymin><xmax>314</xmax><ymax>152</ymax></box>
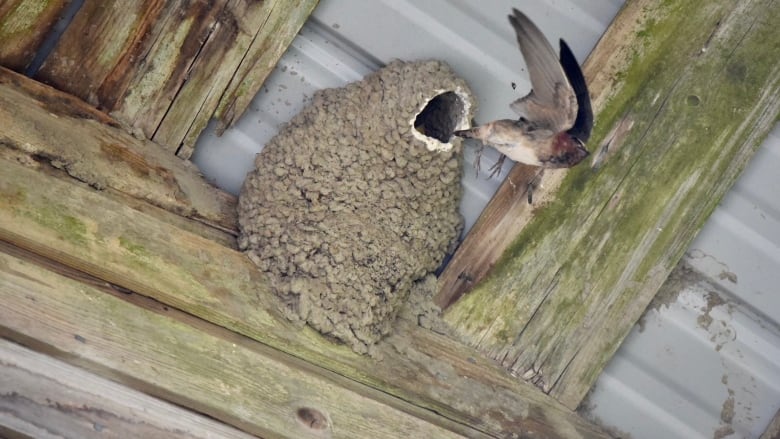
<box><xmin>570</xmin><ymin>135</ymin><xmax>590</xmax><ymax>164</ymax></box>
<box><xmin>549</xmin><ymin>132</ymin><xmax>589</xmax><ymax>168</ymax></box>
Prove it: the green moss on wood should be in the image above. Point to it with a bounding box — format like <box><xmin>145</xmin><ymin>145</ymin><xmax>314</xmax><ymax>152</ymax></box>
<box><xmin>121</xmin><ymin>16</ymin><xmax>194</xmax><ymax>114</ymax></box>
<box><xmin>0</xmin><ymin>1</ymin><xmax>49</xmax><ymax>39</ymax></box>
<box><xmin>118</xmin><ymin>235</ymin><xmax>150</xmax><ymax>258</ymax></box>
<box><xmin>0</xmin><ymin>152</ymin><xmax>610</xmax><ymax>438</ymax></box>
<box><xmin>30</xmin><ymin>205</ymin><xmax>88</xmax><ymax>247</ymax></box>
<box><xmin>2</xmin><ymin>180</ymin><xmax>88</xmax><ymax>247</ymax></box>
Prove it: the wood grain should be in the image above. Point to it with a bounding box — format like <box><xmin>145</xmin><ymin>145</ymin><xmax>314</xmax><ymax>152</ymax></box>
<box><xmin>436</xmin><ymin>164</ymin><xmax>544</xmax><ymax>309</ymax></box>
<box><xmin>0</xmin><ymin>66</ymin><xmax>237</xmax><ymax>235</ymax></box>
<box><xmin>33</xmin><ymin>0</ymin><xmax>317</xmax><ymax>155</ymax></box>
<box><xmin>0</xmin><ymin>247</ymin><xmax>476</xmax><ymax>439</ymax></box>
<box><xmin>0</xmin><ymin>157</ymin><xmax>610</xmax><ymax>438</ymax></box>
<box><xmin>0</xmin><ymin>338</ymin><xmax>256</xmax><ymax>439</ymax></box>
<box><xmin>212</xmin><ymin>0</ymin><xmax>318</xmax><ymax>134</ymax></box>
<box><xmin>158</xmin><ymin>0</ymin><xmax>319</xmax><ymax>158</ymax></box>
<box><xmin>0</xmin><ymin>0</ymin><xmax>70</xmax><ymax>72</ymax></box>
<box><xmin>441</xmin><ymin>0</ymin><xmax>780</xmax><ymax>409</ymax></box>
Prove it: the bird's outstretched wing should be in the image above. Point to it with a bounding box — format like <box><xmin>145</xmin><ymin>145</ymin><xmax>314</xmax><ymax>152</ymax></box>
<box><xmin>508</xmin><ymin>9</ymin><xmax>577</xmax><ymax>133</ymax></box>
<box><xmin>559</xmin><ymin>39</ymin><xmax>593</xmax><ymax>143</ymax></box>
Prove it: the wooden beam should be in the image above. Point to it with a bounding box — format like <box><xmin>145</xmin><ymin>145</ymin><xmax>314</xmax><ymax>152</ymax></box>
<box><xmin>210</xmin><ymin>0</ymin><xmax>318</xmax><ymax>136</ymax></box>
<box><xmin>0</xmin><ymin>245</ymin><xmax>478</xmax><ymax>439</ymax></box>
<box><xmin>33</xmin><ymin>0</ymin><xmax>317</xmax><ymax>156</ymax></box>
<box><xmin>439</xmin><ymin>0</ymin><xmax>780</xmax><ymax>409</ymax></box>
<box><xmin>37</xmin><ymin>0</ymin><xmax>188</xmax><ymax>111</ymax></box>
<box><xmin>436</xmin><ymin>164</ymin><xmax>543</xmax><ymax>310</ymax></box>
<box><xmin>0</xmin><ymin>66</ymin><xmax>237</xmax><ymax>235</ymax></box>
<box><xmin>154</xmin><ymin>0</ymin><xmax>319</xmax><ymax>158</ymax></box>
<box><xmin>0</xmin><ymin>156</ymin><xmax>610</xmax><ymax>438</ymax></box>
<box><xmin>0</xmin><ymin>0</ymin><xmax>70</xmax><ymax>72</ymax></box>
<box><xmin>0</xmin><ymin>338</ymin><xmax>255</xmax><ymax>439</ymax></box>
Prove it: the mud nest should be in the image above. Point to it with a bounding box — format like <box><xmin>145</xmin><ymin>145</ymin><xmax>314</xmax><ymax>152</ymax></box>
<box><xmin>238</xmin><ymin>60</ymin><xmax>474</xmax><ymax>353</ymax></box>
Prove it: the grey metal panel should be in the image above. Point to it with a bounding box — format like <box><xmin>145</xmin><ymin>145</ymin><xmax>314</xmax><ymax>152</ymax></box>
<box><xmin>584</xmin><ymin>124</ymin><xmax>780</xmax><ymax>439</ymax></box>
<box><xmin>191</xmin><ymin>2</ymin><xmax>780</xmax><ymax>438</ymax></box>
<box><xmin>686</xmin><ymin>129</ymin><xmax>780</xmax><ymax>326</ymax></box>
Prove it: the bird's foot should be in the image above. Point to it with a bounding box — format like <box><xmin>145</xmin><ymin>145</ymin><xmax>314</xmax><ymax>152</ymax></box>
<box><xmin>487</xmin><ymin>154</ymin><xmax>507</xmax><ymax>179</ymax></box>
<box><xmin>526</xmin><ymin>169</ymin><xmax>545</xmax><ymax>204</ymax></box>
<box><xmin>473</xmin><ymin>144</ymin><xmax>484</xmax><ymax>178</ymax></box>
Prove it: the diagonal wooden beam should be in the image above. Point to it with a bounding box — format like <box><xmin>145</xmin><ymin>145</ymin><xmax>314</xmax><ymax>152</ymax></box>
<box><xmin>438</xmin><ymin>0</ymin><xmax>780</xmax><ymax>409</ymax></box>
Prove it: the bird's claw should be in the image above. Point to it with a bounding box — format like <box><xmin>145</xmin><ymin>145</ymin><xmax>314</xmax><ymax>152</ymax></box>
<box><xmin>487</xmin><ymin>154</ymin><xmax>507</xmax><ymax>179</ymax></box>
<box><xmin>473</xmin><ymin>144</ymin><xmax>484</xmax><ymax>178</ymax></box>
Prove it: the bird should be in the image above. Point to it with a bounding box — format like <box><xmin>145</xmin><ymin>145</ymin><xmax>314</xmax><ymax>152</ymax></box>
<box><xmin>454</xmin><ymin>8</ymin><xmax>593</xmax><ymax>180</ymax></box>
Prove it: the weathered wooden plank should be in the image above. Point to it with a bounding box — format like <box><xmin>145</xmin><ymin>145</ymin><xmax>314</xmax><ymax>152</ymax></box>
<box><xmin>35</xmin><ymin>0</ymin><xmax>315</xmax><ymax>155</ymax></box>
<box><xmin>211</xmin><ymin>0</ymin><xmax>317</xmax><ymax>136</ymax></box>
<box><xmin>0</xmin><ymin>338</ymin><xmax>255</xmax><ymax>439</ymax></box>
<box><xmin>436</xmin><ymin>164</ymin><xmax>544</xmax><ymax>309</ymax></box>
<box><xmin>157</xmin><ymin>0</ymin><xmax>318</xmax><ymax>158</ymax></box>
<box><xmin>0</xmin><ymin>66</ymin><xmax>237</xmax><ymax>235</ymax></box>
<box><xmin>441</xmin><ymin>0</ymin><xmax>780</xmax><ymax>409</ymax></box>
<box><xmin>37</xmin><ymin>0</ymin><xmax>169</xmax><ymax>108</ymax></box>
<box><xmin>148</xmin><ymin>0</ymin><xmax>260</xmax><ymax>155</ymax></box>
<box><xmin>0</xmin><ymin>246</ymin><xmax>477</xmax><ymax>439</ymax></box>
<box><xmin>0</xmin><ymin>158</ymin><xmax>611</xmax><ymax>439</ymax></box>
<box><xmin>0</xmin><ymin>0</ymin><xmax>70</xmax><ymax>72</ymax></box>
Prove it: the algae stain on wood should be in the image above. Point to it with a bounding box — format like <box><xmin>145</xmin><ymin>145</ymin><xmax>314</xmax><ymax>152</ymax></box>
<box><xmin>28</xmin><ymin>205</ymin><xmax>89</xmax><ymax>247</ymax></box>
<box><xmin>119</xmin><ymin>15</ymin><xmax>195</xmax><ymax>123</ymax></box>
<box><xmin>0</xmin><ymin>156</ymin><xmax>610</xmax><ymax>437</ymax></box>
<box><xmin>118</xmin><ymin>236</ymin><xmax>153</xmax><ymax>264</ymax></box>
<box><xmin>0</xmin><ymin>181</ymin><xmax>88</xmax><ymax>247</ymax></box>
<box><xmin>453</xmin><ymin>0</ymin><xmax>746</xmax><ymax>335</ymax></box>
<box><xmin>0</xmin><ymin>1</ymin><xmax>47</xmax><ymax>37</ymax></box>
<box><xmin>0</xmin><ymin>0</ymin><xmax>71</xmax><ymax>71</ymax></box>
<box><xmin>95</xmin><ymin>11</ymin><xmax>139</xmax><ymax>69</ymax></box>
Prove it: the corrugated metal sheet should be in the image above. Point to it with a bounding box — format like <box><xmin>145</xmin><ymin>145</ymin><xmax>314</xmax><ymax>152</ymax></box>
<box><xmin>584</xmin><ymin>124</ymin><xmax>780</xmax><ymax>439</ymax></box>
<box><xmin>192</xmin><ymin>2</ymin><xmax>780</xmax><ymax>438</ymax></box>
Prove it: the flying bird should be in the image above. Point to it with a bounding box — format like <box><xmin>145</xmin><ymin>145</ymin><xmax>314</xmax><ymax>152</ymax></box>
<box><xmin>455</xmin><ymin>9</ymin><xmax>593</xmax><ymax>178</ymax></box>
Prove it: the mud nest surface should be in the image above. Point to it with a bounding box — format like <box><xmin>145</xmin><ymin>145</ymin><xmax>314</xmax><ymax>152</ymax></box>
<box><xmin>238</xmin><ymin>60</ymin><xmax>474</xmax><ymax>353</ymax></box>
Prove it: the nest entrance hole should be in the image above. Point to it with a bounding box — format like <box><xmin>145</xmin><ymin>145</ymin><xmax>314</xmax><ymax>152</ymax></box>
<box><xmin>413</xmin><ymin>91</ymin><xmax>464</xmax><ymax>143</ymax></box>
